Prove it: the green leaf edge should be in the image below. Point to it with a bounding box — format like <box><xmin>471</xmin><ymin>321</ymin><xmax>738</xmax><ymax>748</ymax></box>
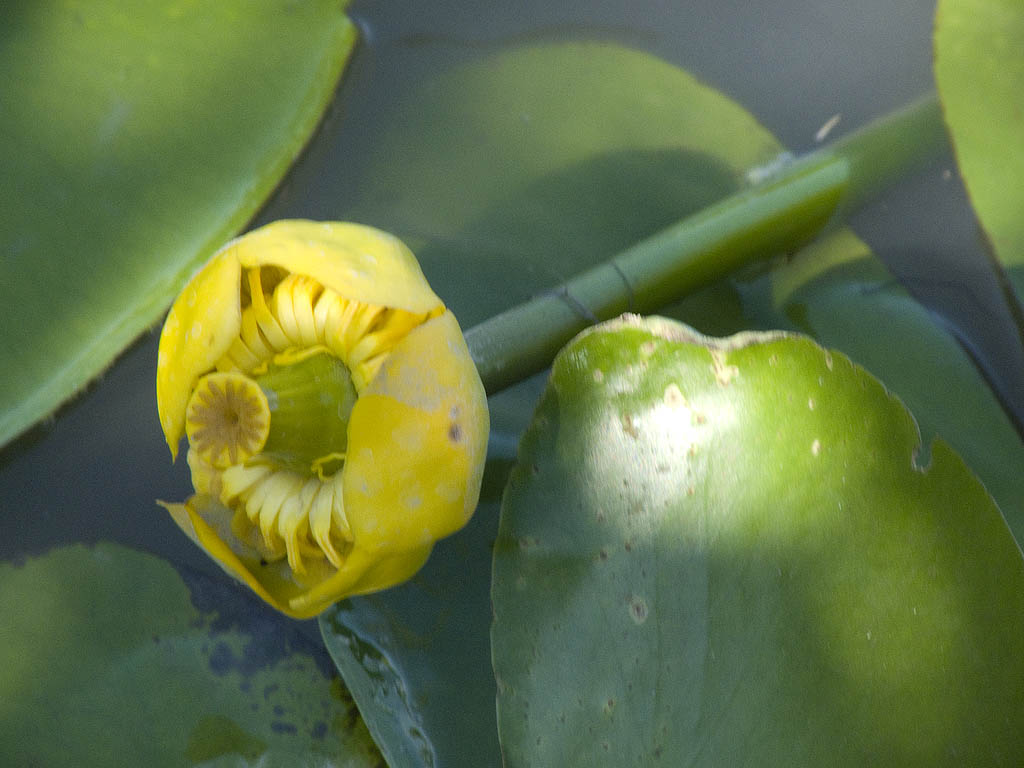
<box><xmin>0</xmin><ymin>14</ymin><xmax>358</xmax><ymax>451</ymax></box>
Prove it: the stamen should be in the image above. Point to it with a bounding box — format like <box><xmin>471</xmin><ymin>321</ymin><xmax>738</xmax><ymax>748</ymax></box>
<box><xmin>348</xmin><ymin>309</ymin><xmax>425</xmax><ymax>366</ymax></box>
<box><xmin>239</xmin><ymin>308</ymin><xmax>274</xmax><ymax>362</ymax></box>
<box><xmin>248</xmin><ymin>269</ymin><xmax>290</xmax><ymax>350</ymax></box>
<box><xmin>342</xmin><ymin>303</ymin><xmax>385</xmax><ymax>351</ymax></box>
<box><xmin>271</xmin><ymin>275</ymin><xmax>303</xmax><ymax>345</ymax></box>
<box><xmin>309</xmin><ymin>480</ymin><xmax>342</xmax><ymax>567</ymax></box>
<box><xmin>185</xmin><ymin>372</ymin><xmax>270</xmax><ymax>469</ymax></box>
<box><xmin>290</xmin><ymin>278</ymin><xmax>323</xmax><ymax>348</ymax></box>
<box><xmin>220</xmin><ymin>463</ymin><xmax>272</xmax><ymax>501</ymax></box>
<box><xmin>278</xmin><ymin>489</ymin><xmax>310</xmax><ymax>573</ymax></box>
<box><xmin>258</xmin><ymin>473</ymin><xmax>302</xmax><ymax>548</ymax></box>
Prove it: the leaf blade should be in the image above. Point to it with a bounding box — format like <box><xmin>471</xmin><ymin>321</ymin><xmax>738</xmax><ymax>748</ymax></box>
<box><xmin>0</xmin><ymin>542</ymin><xmax>382</xmax><ymax>767</ymax></box>
<box><xmin>492</xmin><ymin>316</ymin><xmax>1024</xmax><ymax>766</ymax></box>
<box><xmin>0</xmin><ymin>0</ymin><xmax>357</xmax><ymax>448</ymax></box>
<box><xmin>934</xmin><ymin>0</ymin><xmax>1024</xmax><ymax>276</ymax></box>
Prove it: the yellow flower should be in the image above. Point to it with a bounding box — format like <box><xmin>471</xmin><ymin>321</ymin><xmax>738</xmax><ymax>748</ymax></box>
<box><xmin>157</xmin><ymin>220</ymin><xmax>489</xmax><ymax>618</ymax></box>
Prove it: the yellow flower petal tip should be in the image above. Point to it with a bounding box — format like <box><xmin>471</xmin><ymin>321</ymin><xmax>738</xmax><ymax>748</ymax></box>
<box><xmin>156</xmin><ymin>220</ymin><xmax>488</xmax><ymax>618</ymax></box>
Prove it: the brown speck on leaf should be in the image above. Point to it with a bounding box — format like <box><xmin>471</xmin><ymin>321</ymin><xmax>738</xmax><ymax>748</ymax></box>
<box><xmin>629</xmin><ymin>595</ymin><xmax>649</xmax><ymax>624</ymax></box>
<box><xmin>663</xmin><ymin>383</ymin><xmax>686</xmax><ymax>407</ymax></box>
<box><xmin>709</xmin><ymin>349</ymin><xmax>739</xmax><ymax>386</ymax></box>
<box><xmin>448</xmin><ymin>423</ymin><xmax>463</xmax><ymax>443</ymax></box>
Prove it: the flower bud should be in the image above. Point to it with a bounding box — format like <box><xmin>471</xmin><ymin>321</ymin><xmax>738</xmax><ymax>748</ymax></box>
<box><xmin>157</xmin><ymin>221</ymin><xmax>488</xmax><ymax>618</ymax></box>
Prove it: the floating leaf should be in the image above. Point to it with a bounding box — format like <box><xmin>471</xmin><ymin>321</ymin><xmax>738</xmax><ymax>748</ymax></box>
<box><xmin>492</xmin><ymin>315</ymin><xmax>1024</xmax><ymax>766</ymax></box>
<box><xmin>934</xmin><ymin>0</ymin><xmax>1024</xmax><ymax>279</ymax></box>
<box><xmin>719</xmin><ymin>230</ymin><xmax>1024</xmax><ymax>542</ymax></box>
<box><xmin>0</xmin><ymin>542</ymin><xmax>381</xmax><ymax>766</ymax></box>
<box><xmin>932</xmin><ymin>0</ymin><xmax>1024</xmax><ymax>421</ymax></box>
<box><xmin>0</xmin><ymin>0</ymin><xmax>357</xmax><ymax>448</ymax></box>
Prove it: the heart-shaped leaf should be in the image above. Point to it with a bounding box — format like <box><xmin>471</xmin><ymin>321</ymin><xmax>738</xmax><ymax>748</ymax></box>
<box><xmin>934</xmin><ymin>0</ymin><xmax>1024</xmax><ymax>279</ymax></box>
<box><xmin>932</xmin><ymin>0</ymin><xmax>1024</xmax><ymax>423</ymax></box>
<box><xmin>493</xmin><ymin>315</ymin><xmax>1024</xmax><ymax>766</ymax></box>
<box><xmin>0</xmin><ymin>542</ymin><xmax>381</xmax><ymax>767</ymax></box>
<box><xmin>713</xmin><ymin>230</ymin><xmax>1024</xmax><ymax>543</ymax></box>
<box><xmin>0</xmin><ymin>0</ymin><xmax>356</xmax><ymax>448</ymax></box>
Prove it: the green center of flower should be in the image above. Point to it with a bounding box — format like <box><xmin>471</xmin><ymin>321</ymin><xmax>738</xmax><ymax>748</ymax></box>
<box><xmin>186</xmin><ymin>349</ymin><xmax>357</xmax><ymax>477</ymax></box>
<box><xmin>255</xmin><ymin>348</ymin><xmax>358</xmax><ymax>477</ymax></box>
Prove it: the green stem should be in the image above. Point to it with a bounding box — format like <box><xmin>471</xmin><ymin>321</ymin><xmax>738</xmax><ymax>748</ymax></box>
<box><xmin>464</xmin><ymin>93</ymin><xmax>947</xmax><ymax>395</ymax></box>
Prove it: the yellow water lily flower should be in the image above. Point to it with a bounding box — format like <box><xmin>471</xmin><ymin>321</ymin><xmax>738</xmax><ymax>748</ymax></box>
<box><xmin>157</xmin><ymin>220</ymin><xmax>489</xmax><ymax>618</ymax></box>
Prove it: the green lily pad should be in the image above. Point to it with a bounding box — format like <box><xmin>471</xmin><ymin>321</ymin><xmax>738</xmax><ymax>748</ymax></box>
<box><xmin>0</xmin><ymin>0</ymin><xmax>357</xmax><ymax>449</ymax></box>
<box><xmin>493</xmin><ymin>315</ymin><xmax>1024</xmax><ymax>766</ymax></box>
<box><xmin>0</xmin><ymin>542</ymin><xmax>382</xmax><ymax>767</ymax></box>
<box><xmin>717</xmin><ymin>230</ymin><xmax>1024</xmax><ymax>543</ymax></box>
<box><xmin>934</xmin><ymin>0</ymin><xmax>1024</xmax><ymax>279</ymax></box>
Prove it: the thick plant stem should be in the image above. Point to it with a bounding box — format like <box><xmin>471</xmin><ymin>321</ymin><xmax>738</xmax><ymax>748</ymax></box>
<box><xmin>464</xmin><ymin>93</ymin><xmax>947</xmax><ymax>395</ymax></box>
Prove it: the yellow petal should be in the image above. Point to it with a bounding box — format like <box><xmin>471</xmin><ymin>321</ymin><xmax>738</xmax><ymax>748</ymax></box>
<box><xmin>157</xmin><ymin>220</ymin><xmax>445</xmax><ymax>460</ymax></box>
<box><xmin>159</xmin><ymin>497</ymin><xmax>318</xmax><ymax>618</ymax></box>
<box><xmin>157</xmin><ymin>252</ymin><xmax>242</xmax><ymax>460</ymax></box>
<box><xmin>160</xmin><ymin>495</ymin><xmax>417</xmax><ymax>619</ymax></box>
<box><xmin>289</xmin><ymin>544</ymin><xmax>433</xmax><ymax>615</ymax></box>
<box><xmin>343</xmin><ymin>310</ymin><xmax>489</xmax><ymax>552</ymax></box>
<box><xmin>231</xmin><ymin>220</ymin><xmax>442</xmax><ymax>314</ymax></box>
